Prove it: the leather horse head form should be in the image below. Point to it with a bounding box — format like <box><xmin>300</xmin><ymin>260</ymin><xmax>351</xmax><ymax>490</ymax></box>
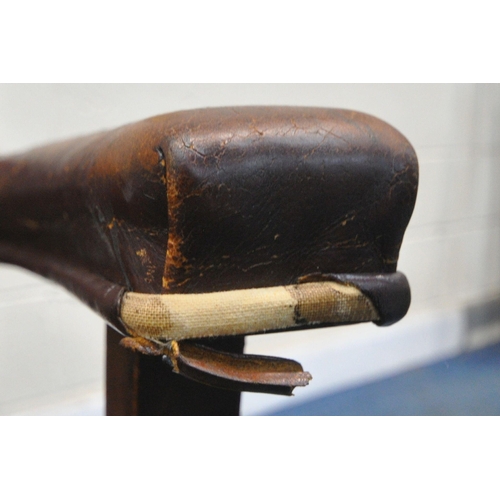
<box><xmin>0</xmin><ymin>107</ymin><xmax>418</xmax><ymax>395</ymax></box>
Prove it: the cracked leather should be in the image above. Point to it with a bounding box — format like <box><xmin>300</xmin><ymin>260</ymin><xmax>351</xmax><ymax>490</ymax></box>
<box><xmin>0</xmin><ymin>107</ymin><xmax>418</xmax><ymax>391</ymax></box>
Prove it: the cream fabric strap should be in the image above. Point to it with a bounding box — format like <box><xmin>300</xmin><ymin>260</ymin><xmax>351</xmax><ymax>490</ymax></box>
<box><xmin>120</xmin><ymin>281</ymin><xmax>380</xmax><ymax>341</ymax></box>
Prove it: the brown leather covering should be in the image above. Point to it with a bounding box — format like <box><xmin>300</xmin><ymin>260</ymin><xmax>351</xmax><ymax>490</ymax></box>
<box><xmin>162</xmin><ymin>108</ymin><xmax>417</xmax><ymax>295</ymax></box>
<box><xmin>0</xmin><ymin>107</ymin><xmax>418</xmax><ymax>395</ymax></box>
<box><xmin>0</xmin><ymin>122</ymin><xmax>170</xmax><ymax>328</ymax></box>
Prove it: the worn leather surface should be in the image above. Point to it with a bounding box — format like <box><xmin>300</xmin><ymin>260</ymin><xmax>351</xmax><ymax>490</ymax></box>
<box><xmin>0</xmin><ymin>107</ymin><xmax>418</xmax><ymax>328</ymax></box>
<box><xmin>163</xmin><ymin>108</ymin><xmax>418</xmax><ymax>295</ymax></box>
<box><xmin>0</xmin><ymin>120</ymin><xmax>169</xmax><ymax>329</ymax></box>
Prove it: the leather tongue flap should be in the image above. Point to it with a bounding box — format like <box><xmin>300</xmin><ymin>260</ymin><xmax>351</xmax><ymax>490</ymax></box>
<box><xmin>165</xmin><ymin>340</ymin><xmax>312</xmax><ymax>396</ymax></box>
<box><xmin>120</xmin><ymin>337</ymin><xmax>312</xmax><ymax>395</ymax></box>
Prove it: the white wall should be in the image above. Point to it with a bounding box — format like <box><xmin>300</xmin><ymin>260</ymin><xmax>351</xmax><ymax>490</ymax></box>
<box><xmin>1</xmin><ymin>84</ymin><xmax>499</xmax><ymax>415</ymax></box>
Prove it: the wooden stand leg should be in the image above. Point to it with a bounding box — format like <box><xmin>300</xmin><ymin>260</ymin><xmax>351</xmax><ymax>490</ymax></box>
<box><xmin>105</xmin><ymin>326</ymin><xmax>244</xmax><ymax>416</ymax></box>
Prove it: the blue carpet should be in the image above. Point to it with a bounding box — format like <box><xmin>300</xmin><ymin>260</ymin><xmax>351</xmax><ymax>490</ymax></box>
<box><xmin>270</xmin><ymin>342</ymin><xmax>500</xmax><ymax>415</ymax></box>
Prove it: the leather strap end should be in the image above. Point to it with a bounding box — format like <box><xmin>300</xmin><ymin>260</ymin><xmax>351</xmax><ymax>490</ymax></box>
<box><xmin>167</xmin><ymin>341</ymin><xmax>312</xmax><ymax>396</ymax></box>
<box><xmin>120</xmin><ymin>337</ymin><xmax>312</xmax><ymax>396</ymax></box>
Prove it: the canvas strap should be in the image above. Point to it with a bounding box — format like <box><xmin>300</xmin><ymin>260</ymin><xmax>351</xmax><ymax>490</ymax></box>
<box><xmin>120</xmin><ymin>281</ymin><xmax>380</xmax><ymax>341</ymax></box>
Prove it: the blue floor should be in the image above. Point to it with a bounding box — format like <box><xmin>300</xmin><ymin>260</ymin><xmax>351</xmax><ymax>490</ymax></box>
<box><xmin>270</xmin><ymin>342</ymin><xmax>500</xmax><ymax>416</ymax></box>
